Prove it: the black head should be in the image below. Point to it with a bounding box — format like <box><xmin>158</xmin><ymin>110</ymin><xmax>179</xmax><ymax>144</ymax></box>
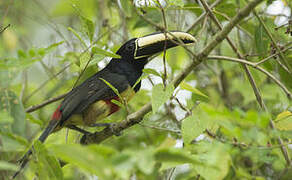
<box><xmin>115</xmin><ymin>31</ymin><xmax>196</xmax><ymax>63</ymax></box>
<box><xmin>116</xmin><ymin>38</ymin><xmax>137</xmax><ymax>60</ymax></box>
<box><xmin>108</xmin><ymin>32</ymin><xmax>196</xmax><ymax>90</ymax></box>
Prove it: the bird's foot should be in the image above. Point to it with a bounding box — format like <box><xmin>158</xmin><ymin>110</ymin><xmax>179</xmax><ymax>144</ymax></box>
<box><xmin>108</xmin><ymin>123</ymin><xmax>122</xmax><ymax>136</ymax></box>
<box><xmin>90</xmin><ymin>123</ymin><xmax>121</xmax><ymax>136</ymax></box>
<box><xmin>90</xmin><ymin>123</ymin><xmax>112</xmax><ymax>127</ymax></box>
<box><xmin>67</xmin><ymin>125</ymin><xmax>90</xmax><ymax>135</ymax></box>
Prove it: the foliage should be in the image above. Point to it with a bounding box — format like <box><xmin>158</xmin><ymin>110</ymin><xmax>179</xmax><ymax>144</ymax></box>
<box><xmin>0</xmin><ymin>0</ymin><xmax>292</xmax><ymax>179</ymax></box>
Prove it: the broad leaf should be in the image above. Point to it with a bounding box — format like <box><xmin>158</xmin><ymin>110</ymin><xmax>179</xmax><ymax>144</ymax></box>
<box><xmin>275</xmin><ymin>111</ymin><xmax>292</xmax><ymax>130</ymax></box>
<box><xmin>92</xmin><ymin>46</ymin><xmax>121</xmax><ymax>59</ymax></box>
<box><xmin>80</xmin><ymin>15</ymin><xmax>95</xmax><ymax>42</ymax></box>
<box><xmin>143</xmin><ymin>68</ymin><xmax>161</xmax><ymax>77</ymax></box>
<box><xmin>68</xmin><ymin>27</ymin><xmax>87</xmax><ymax>47</ymax></box>
<box><xmin>180</xmin><ymin>82</ymin><xmax>208</xmax><ymax>99</ymax></box>
<box><xmin>0</xmin><ymin>161</ymin><xmax>18</xmax><ymax>171</ymax></box>
<box><xmin>152</xmin><ymin>83</ymin><xmax>174</xmax><ymax>113</ymax></box>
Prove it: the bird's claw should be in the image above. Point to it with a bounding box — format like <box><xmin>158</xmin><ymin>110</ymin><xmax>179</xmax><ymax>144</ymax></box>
<box><xmin>90</xmin><ymin>123</ymin><xmax>112</xmax><ymax>127</ymax></box>
<box><xmin>91</xmin><ymin>123</ymin><xmax>121</xmax><ymax>136</ymax></box>
<box><xmin>67</xmin><ymin>125</ymin><xmax>90</xmax><ymax>135</ymax></box>
<box><xmin>108</xmin><ymin>123</ymin><xmax>122</xmax><ymax>136</ymax></box>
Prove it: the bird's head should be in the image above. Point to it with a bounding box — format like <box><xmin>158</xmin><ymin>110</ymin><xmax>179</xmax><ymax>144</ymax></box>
<box><xmin>116</xmin><ymin>31</ymin><xmax>196</xmax><ymax>62</ymax></box>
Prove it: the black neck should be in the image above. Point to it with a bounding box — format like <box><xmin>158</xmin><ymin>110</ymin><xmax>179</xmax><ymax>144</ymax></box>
<box><xmin>106</xmin><ymin>58</ymin><xmax>147</xmax><ymax>91</ymax></box>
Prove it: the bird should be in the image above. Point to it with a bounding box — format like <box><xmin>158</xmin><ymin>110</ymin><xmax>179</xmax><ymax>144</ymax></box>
<box><xmin>12</xmin><ymin>31</ymin><xmax>196</xmax><ymax>178</ymax></box>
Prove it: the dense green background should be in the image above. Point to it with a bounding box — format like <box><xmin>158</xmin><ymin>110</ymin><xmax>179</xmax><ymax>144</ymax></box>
<box><xmin>0</xmin><ymin>0</ymin><xmax>292</xmax><ymax>179</ymax></box>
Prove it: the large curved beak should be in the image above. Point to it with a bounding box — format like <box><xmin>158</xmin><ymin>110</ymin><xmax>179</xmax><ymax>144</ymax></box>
<box><xmin>134</xmin><ymin>31</ymin><xmax>196</xmax><ymax>59</ymax></box>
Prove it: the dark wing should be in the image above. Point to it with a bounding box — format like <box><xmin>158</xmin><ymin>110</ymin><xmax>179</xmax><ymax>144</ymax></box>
<box><xmin>59</xmin><ymin>69</ymin><xmax>130</xmax><ymax>122</ymax></box>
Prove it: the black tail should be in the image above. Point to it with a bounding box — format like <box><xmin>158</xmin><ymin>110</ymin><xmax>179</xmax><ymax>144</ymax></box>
<box><xmin>12</xmin><ymin>120</ymin><xmax>59</xmax><ymax>179</ymax></box>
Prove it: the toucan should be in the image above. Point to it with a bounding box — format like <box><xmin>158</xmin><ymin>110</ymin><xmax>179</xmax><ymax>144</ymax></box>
<box><xmin>12</xmin><ymin>31</ymin><xmax>195</xmax><ymax>178</ymax></box>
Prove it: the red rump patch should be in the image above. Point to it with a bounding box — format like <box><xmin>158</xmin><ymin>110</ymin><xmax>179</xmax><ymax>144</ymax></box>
<box><xmin>104</xmin><ymin>96</ymin><xmax>120</xmax><ymax>115</ymax></box>
<box><xmin>52</xmin><ymin>105</ymin><xmax>62</xmax><ymax>120</ymax></box>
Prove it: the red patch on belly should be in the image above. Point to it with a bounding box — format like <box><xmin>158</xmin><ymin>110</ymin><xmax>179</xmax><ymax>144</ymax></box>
<box><xmin>104</xmin><ymin>96</ymin><xmax>120</xmax><ymax>115</ymax></box>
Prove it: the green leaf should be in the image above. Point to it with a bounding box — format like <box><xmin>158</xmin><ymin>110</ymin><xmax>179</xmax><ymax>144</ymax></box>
<box><xmin>275</xmin><ymin>111</ymin><xmax>292</xmax><ymax>122</ymax></box>
<box><xmin>0</xmin><ymin>161</ymin><xmax>18</xmax><ymax>171</ymax></box>
<box><xmin>0</xmin><ymin>57</ymin><xmax>41</xmax><ymax>70</ymax></box>
<box><xmin>120</xmin><ymin>0</ymin><xmax>132</xmax><ymax>17</ymax></box>
<box><xmin>254</xmin><ymin>23</ymin><xmax>270</xmax><ymax>56</ymax></box>
<box><xmin>167</xmin><ymin>0</ymin><xmax>184</xmax><ymax>7</ymax></box>
<box><xmin>0</xmin><ymin>131</ymin><xmax>28</xmax><ymax>146</ymax></box>
<box><xmin>51</xmin><ymin>144</ymin><xmax>113</xmax><ymax>179</ymax></box>
<box><xmin>279</xmin><ymin>59</ymin><xmax>292</xmax><ymax>89</ymax></box>
<box><xmin>80</xmin><ymin>15</ymin><xmax>95</xmax><ymax>43</ymax></box>
<box><xmin>44</xmin><ymin>41</ymin><xmax>64</xmax><ymax>53</ymax></box>
<box><xmin>52</xmin><ymin>0</ymin><xmax>97</xmax><ymax>19</ymax></box>
<box><xmin>143</xmin><ymin>68</ymin><xmax>161</xmax><ymax>77</ymax></box>
<box><xmin>152</xmin><ymin>83</ymin><xmax>174</xmax><ymax>113</ymax></box>
<box><xmin>111</xmin><ymin>99</ymin><xmax>125</xmax><ymax>109</ymax></box>
<box><xmin>0</xmin><ymin>90</ymin><xmax>26</xmax><ymax>136</ymax></box>
<box><xmin>155</xmin><ymin>148</ymin><xmax>200</xmax><ymax>164</ymax></box>
<box><xmin>216</xmin><ymin>1</ymin><xmax>237</xmax><ymax>19</ymax></box>
<box><xmin>92</xmin><ymin>46</ymin><xmax>121</xmax><ymax>59</ymax></box>
<box><xmin>275</xmin><ymin>111</ymin><xmax>292</xmax><ymax>131</ymax></box>
<box><xmin>111</xmin><ymin>152</ymin><xmax>133</xmax><ymax>179</ymax></box>
<box><xmin>0</xmin><ymin>110</ymin><xmax>14</xmax><ymax>124</ymax></box>
<box><xmin>182</xmin><ymin>114</ymin><xmax>205</xmax><ymax>144</ymax></box>
<box><xmin>99</xmin><ymin>78</ymin><xmax>122</xmax><ymax>100</ymax></box>
<box><xmin>68</xmin><ymin>27</ymin><xmax>87</xmax><ymax>48</ymax></box>
<box><xmin>132</xmin><ymin>74</ymin><xmax>148</xmax><ymax>90</ymax></box>
<box><xmin>133</xmin><ymin>148</ymin><xmax>155</xmax><ymax>174</ymax></box>
<box><xmin>180</xmin><ymin>82</ymin><xmax>208</xmax><ymax>99</ymax></box>
<box><xmin>33</xmin><ymin>141</ymin><xmax>63</xmax><ymax>180</ymax></box>
<box><xmin>17</xmin><ymin>49</ymin><xmax>27</xmax><ymax>58</ymax></box>
<box><xmin>192</xmin><ymin>142</ymin><xmax>231</xmax><ymax>180</ymax></box>
<box><xmin>266</xmin><ymin>0</ymin><xmax>273</xmax><ymax>5</ymax></box>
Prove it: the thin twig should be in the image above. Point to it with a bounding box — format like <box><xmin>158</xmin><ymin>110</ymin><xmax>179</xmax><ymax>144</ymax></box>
<box><xmin>186</xmin><ymin>0</ymin><xmax>222</xmax><ymax>32</ymax></box>
<box><xmin>139</xmin><ymin>123</ymin><xmax>181</xmax><ymax>133</ymax></box>
<box><xmin>212</xmin><ymin>10</ymin><xmax>253</xmax><ymax>39</ymax></box>
<box><xmin>0</xmin><ymin>24</ymin><xmax>11</xmax><ymax>34</ymax></box>
<box><xmin>253</xmin><ymin>11</ymin><xmax>292</xmax><ymax>72</ymax></box>
<box><xmin>255</xmin><ymin>46</ymin><xmax>292</xmax><ymax>66</ymax></box>
<box><xmin>134</xmin><ymin>7</ymin><xmax>164</xmax><ymax>31</ymax></box>
<box><xmin>205</xmin><ymin>129</ymin><xmax>292</xmax><ymax>150</ymax></box>
<box><xmin>167</xmin><ymin>167</ymin><xmax>176</xmax><ymax>180</ymax></box>
<box><xmin>156</xmin><ymin>0</ymin><xmax>168</xmax><ymax>87</ymax></box>
<box><xmin>25</xmin><ymin>93</ymin><xmax>67</xmax><ymax>113</ymax></box>
<box><xmin>207</xmin><ymin>55</ymin><xmax>292</xmax><ymax>99</ymax></box>
<box><xmin>174</xmin><ymin>97</ymin><xmax>190</xmax><ymax>114</ymax></box>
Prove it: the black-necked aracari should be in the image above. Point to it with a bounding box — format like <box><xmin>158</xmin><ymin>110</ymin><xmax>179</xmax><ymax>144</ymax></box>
<box><xmin>13</xmin><ymin>31</ymin><xmax>195</xmax><ymax>178</ymax></box>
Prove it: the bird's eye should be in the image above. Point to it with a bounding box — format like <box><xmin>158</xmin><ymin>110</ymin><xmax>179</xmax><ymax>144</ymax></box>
<box><xmin>126</xmin><ymin>44</ymin><xmax>135</xmax><ymax>51</ymax></box>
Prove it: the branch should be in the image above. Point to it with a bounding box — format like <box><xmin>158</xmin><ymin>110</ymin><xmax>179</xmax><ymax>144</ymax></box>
<box><xmin>25</xmin><ymin>93</ymin><xmax>67</xmax><ymax>113</ymax></box>
<box><xmin>255</xmin><ymin>45</ymin><xmax>292</xmax><ymax>66</ymax></box>
<box><xmin>81</xmin><ymin>0</ymin><xmax>264</xmax><ymax>144</ymax></box>
<box><xmin>207</xmin><ymin>55</ymin><xmax>292</xmax><ymax>99</ymax></box>
<box><xmin>186</xmin><ymin>0</ymin><xmax>222</xmax><ymax>32</ymax></box>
